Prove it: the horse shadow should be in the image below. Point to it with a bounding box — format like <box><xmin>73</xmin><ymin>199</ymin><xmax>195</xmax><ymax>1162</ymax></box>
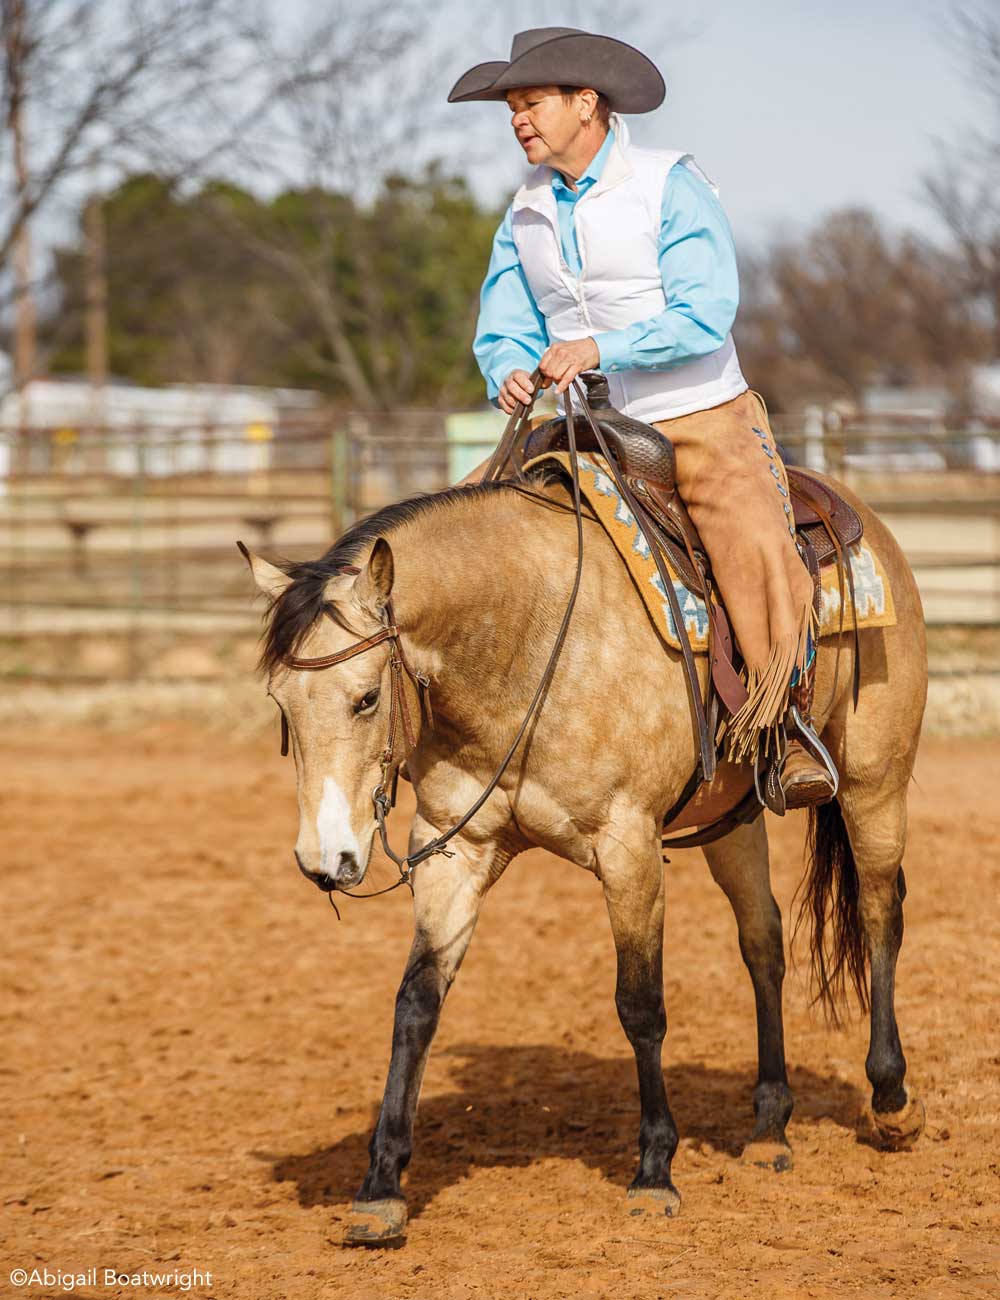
<box><xmin>258</xmin><ymin>1042</ymin><xmax>863</xmax><ymax>1220</ymax></box>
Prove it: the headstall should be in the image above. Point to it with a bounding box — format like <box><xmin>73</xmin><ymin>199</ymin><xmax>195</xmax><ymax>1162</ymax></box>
<box><xmin>279</xmin><ymin>595</ymin><xmax>430</xmax><ymax>895</ymax></box>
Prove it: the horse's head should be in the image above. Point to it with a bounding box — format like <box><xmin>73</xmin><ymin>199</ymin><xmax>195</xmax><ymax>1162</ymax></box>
<box><xmin>242</xmin><ymin>537</ymin><xmax>402</xmax><ymax>893</ymax></box>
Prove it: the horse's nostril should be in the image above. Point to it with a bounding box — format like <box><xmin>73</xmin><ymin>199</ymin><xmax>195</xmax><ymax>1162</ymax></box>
<box><xmin>295</xmin><ymin>850</ymin><xmax>359</xmax><ymax>892</ymax></box>
<box><xmin>295</xmin><ymin>853</ymin><xmax>335</xmax><ymax>891</ymax></box>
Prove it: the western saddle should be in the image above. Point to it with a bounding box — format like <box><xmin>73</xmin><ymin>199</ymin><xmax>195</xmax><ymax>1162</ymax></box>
<box><xmin>486</xmin><ymin>371</ymin><xmax>863</xmax><ymax>850</ymax></box>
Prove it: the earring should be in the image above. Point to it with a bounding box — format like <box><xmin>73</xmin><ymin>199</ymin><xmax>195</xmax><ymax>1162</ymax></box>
<box><xmin>583</xmin><ymin>115</ymin><xmax>592</xmax><ymax>124</ymax></box>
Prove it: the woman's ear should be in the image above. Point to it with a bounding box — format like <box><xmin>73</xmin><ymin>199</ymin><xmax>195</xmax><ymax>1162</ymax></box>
<box><xmin>352</xmin><ymin>538</ymin><xmax>395</xmax><ymax>616</ymax></box>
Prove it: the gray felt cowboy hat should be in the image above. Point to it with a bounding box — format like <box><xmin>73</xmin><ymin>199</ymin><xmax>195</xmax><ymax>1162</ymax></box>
<box><xmin>447</xmin><ymin>27</ymin><xmax>665</xmax><ymax>115</ymax></box>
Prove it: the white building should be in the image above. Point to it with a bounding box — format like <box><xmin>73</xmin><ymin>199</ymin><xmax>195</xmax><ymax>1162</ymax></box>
<box><xmin>0</xmin><ymin>369</ymin><xmax>322</xmax><ymax>476</ymax></box>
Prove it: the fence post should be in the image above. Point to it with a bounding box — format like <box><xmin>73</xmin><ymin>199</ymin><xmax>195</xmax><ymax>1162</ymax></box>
<box><xmin>127</xmin><ymin>429</ymin><xmax>146</xmax><ymax>681</ymax></box>
<box><xmin>330</xmin><ymin>423</ymin><xmax>349</xmax><ymax>536</ymax></box>
<box><xmin>6</xmin><ymin>431</ymin><xmax>24</xmax><ymax>637</ymax></box>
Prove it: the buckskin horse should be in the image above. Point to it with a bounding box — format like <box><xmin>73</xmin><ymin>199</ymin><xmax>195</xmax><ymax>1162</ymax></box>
<box><xmin>240</xmin><ymin>403</ymin><xmax>926</xmax><ymax>1245</ymax></box>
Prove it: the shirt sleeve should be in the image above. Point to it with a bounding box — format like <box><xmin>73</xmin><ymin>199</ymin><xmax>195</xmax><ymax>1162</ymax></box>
<box><xmin>591</xmin><ymin>162</ymin><xmax>740</xmax><ymax>373</ymax></box>
<box><xmin>473</xmin><ymin>206</ymin><xmax>550</xmax><ymax>404</ymax></box>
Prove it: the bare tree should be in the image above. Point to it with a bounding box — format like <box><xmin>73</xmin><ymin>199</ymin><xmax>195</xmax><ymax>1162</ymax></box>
<box><xmin>734</xmin><ymin>209</ymin><xmax>985</xmax><ymax>411</ymax></box>
<box><xmin>923</xmin><ymin>2</ymin><xmax>1000</xmax><ymax>356</ymax></box>
<box><xmin>196</xmin><ymin>1</ymin><xmax>481</xmax><ymax>411</ymax></box>
<box><xmin>0</xmin><ymin>0</ymin><xmax>274</xmax><ymax>389</ymax></box>
<box><xmin>768</xmin><ymin>209</ymin><xmax>909</xmax><ymax>402</ymax></box>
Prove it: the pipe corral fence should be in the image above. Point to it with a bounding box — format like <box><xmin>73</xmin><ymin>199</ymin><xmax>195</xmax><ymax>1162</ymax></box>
<box><xmin>0</xmin><ymin>412</ymin><xmax>997</xmax><ymax>684</ymax></box>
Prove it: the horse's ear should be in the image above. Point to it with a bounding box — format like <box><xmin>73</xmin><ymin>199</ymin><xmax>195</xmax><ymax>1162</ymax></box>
<box><xmin>353</xmin><ymin>538</ymin><xmax>395</xmax><ymax>616</ymax></box>
<box><xmin>237</xmin><ymin>540</ymin><xmax>293</xmax><ymax>603</ymax></box>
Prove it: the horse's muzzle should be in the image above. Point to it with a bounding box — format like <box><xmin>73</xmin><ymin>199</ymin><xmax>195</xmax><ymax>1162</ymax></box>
<box><xmin>295</xmin><ymin>849</ymin><xmax>363</xmax><ymax>892</ymax></box>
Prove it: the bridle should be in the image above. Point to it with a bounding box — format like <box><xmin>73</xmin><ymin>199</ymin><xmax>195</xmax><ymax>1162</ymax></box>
<box><xmin>276</xmin><ymin>370</ymin><xmax>593</xmax><ymax>902</ymax></box>
<box><xmin>280</xmin><ymin>596</ymin><xmax>431</xmax><ymax>896</ymax></box>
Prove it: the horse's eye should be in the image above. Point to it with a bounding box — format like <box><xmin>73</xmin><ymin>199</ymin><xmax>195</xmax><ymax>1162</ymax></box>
<box><xmin>354</xmin><ymin>687</ymin><xmax>380</xmax><ymax>715</ymax></box>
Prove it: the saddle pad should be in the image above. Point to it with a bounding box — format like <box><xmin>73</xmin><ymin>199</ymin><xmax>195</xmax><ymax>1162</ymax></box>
<box><xmin>525</xmin><ymin>451</ymin><xmax>897</xmax><ymax>654</ymax></box>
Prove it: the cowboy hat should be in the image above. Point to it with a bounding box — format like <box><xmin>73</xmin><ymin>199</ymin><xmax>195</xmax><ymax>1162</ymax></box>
<box><xmin>447</xmin><ymin>27</ymin><xmax>665</xmax><ymax>115</ymax></box>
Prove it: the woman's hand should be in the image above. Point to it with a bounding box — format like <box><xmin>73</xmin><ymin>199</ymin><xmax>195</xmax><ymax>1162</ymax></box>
<box><xmin>497</xmin><ymin>336</ymin><xmax>600</xmax><ymax>414</ymax></box>
<box><xmin>498</xmin><ymin>368</ymin><xmax>537</xmax><ymax>415</ymax></box>
<box><xmin>539</xmin><ymin>337</ymin><xmax>600</xmax><ymax>393</ymax></box>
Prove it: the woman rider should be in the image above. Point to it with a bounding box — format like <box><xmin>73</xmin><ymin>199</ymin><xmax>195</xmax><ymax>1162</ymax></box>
<box><xmin>448</xmin><ymin>26</ymin><xmax>833</xmax><ymax>808</ymax></box>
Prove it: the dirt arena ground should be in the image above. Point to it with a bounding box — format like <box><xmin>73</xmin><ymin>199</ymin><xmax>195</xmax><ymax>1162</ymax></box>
<box><xmin>3</xmin><ymin>726</ymin><xmax>999</xmax><ymax>1299</ymax></box>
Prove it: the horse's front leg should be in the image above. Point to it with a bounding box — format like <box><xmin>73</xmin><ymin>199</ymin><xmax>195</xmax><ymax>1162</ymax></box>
<box><xmin>597</xmin><ymin>816</ymin><xmax>681</xmax><ymax>1217</ymax></box>
<box><xmin>346</xmin><ymin>816</ymin><xmax>508</xmax><ymax>1246</ymax></box>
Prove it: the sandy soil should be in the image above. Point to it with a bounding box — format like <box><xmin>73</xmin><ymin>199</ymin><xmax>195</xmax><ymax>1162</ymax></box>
<box><xmin>2</xmin><ymin>727</ymin><xmax>999</xmax><ymax>1300</ymax></box>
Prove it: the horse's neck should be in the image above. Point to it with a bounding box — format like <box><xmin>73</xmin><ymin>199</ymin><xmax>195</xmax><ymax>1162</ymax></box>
<box><xmin>393</xmin><ymin>491</ymin><xmax>560</xmax><ymax>696</ymax></box>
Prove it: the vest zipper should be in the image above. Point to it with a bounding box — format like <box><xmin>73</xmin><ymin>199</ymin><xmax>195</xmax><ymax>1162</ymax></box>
<box><xmin>545</xmin><ymin>208</ymin><xmax>585</xmax><ymax>319</ymax></box>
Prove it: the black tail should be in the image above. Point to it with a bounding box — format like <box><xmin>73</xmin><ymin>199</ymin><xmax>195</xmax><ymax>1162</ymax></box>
<box><xmin>793</xmin><ymin>798</ymin><xmax>869</xmax><ymax>1025</ymax></box>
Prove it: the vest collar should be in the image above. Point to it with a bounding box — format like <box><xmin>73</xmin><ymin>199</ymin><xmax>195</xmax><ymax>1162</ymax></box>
<box><xmin>512</xmin><ymin>113</ymin><xmax>633</xmax><ymax>219</ymax></box>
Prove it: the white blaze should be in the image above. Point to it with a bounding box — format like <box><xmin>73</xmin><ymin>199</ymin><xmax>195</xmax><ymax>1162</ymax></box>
<box><xmin>316</xmin><ymin>776</ymin><xmax>361</xmax><ymax>871</ymax></box>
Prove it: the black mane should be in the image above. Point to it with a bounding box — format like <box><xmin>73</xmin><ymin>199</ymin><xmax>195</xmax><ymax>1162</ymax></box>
<box><xmin>258</xmin><ymin>479</ymin><xmax>529</xmax><ymax>674</ymax></box>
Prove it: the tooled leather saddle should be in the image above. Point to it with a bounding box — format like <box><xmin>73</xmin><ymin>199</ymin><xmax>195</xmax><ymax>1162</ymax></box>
<box><xmin>506</xmin><ymin>372</ymin><xmax>863</xmax><ymax>847</ymax></box>
<box><xmin>522</xmin><ymin>375</ymin><xmax>861</xmax><ymax>581</ymax></box>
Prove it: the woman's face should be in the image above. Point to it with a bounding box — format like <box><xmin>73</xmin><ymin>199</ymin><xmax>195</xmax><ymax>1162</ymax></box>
<box><xmin>506</xmin><ymin>85</ymin><xmax>588</xmax><ymax>167</ymax></box>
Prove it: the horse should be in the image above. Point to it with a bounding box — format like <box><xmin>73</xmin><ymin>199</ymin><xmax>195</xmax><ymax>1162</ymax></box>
<box><xmin>241</xmin><ymin>467</ymin><xmax>927</xmax><ymax>1245</ymax></box>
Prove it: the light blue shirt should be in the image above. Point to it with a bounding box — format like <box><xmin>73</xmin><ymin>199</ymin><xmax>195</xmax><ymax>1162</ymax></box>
<box><xmin>473</xmin><ymin>131</ymin><xmax>740</xmax><ymax>404</ymax></box>
<box><xmin>551</xmin><ymin>128</ymin><xmax>616</xmax><ymax>276</ymax></box>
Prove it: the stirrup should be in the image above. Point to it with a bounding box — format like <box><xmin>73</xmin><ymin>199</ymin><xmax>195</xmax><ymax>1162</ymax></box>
<box><xmin>784</xmin><ymin>704</ymin><xmax>840</xmax><ymax>799</ymax></box>
<box><xmin>775</xmin><ymin>707</ymin><xmax>837</xmax><ymax>806</ymax></box>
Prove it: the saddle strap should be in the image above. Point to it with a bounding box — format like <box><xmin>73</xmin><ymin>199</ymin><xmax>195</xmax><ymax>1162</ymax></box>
<box><xmin>630</xmin><ymin>476</ymin><xmax>748</xmax><ymax>717</ymax></box>
<box><xmin>707</xmin><ymin>599</ymin><xmax>749</xmax><ymax>716</ymax></box>
<box><xmin>629</xmin><ymin>477</ymin><xmax>705</xmax><ymax>593</ymax></box>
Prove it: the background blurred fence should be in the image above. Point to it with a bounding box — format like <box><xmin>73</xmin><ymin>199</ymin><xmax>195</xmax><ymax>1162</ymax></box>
<box><xmin>0</xmin><ymin>416</ymin><xmax>997</xmax><ymax>684</ymax></box>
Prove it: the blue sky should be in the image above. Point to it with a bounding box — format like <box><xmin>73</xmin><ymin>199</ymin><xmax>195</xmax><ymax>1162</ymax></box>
<box><xmin>440</xmin><ymin>0</ymin><xmax>976</xmax><ymax>250</ymax></box>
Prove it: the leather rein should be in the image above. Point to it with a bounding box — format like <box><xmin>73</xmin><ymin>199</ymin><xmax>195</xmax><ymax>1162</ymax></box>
<box><xmin>278</xmin><ymin>369</ymin><xmax>588</xmax><ymax>902</ymax></box>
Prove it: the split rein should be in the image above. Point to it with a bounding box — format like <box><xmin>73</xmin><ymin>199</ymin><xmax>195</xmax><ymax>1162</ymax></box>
<box><xmin>276</xmin><ymin>370</ymin><xmax>597</xmax><ymax>916</ymax></box>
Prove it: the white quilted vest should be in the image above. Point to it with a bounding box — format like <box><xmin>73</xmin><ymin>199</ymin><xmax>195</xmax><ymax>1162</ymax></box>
<box><xmin>510</xmin><ymin>117</ymin><xmax>747</xmax><ymax>422</ymax></box>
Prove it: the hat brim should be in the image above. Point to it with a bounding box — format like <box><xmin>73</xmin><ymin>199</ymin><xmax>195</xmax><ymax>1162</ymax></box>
<box><xmin>447</xmin><ymin>33</ymin><xmax>665</xmax><ymax>115</ymax></box>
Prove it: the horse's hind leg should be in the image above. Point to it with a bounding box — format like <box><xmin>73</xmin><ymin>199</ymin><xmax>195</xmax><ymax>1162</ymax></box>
<box><xmin>836</xmin><ymin>776</ymin><xmax>925</xmax><ymax>1150</ymax></box>
<box><xmin>597</xmin><ymin>816</ymin><xmax>681</xmax><ymax>1216</ymax></box>
<box><xmin>703</xmin><ymin>818</ymin><xmax>794</xmax><ymax>1170</ymax></box>
<box><xmin>808</xmin><ymin>528</ymin><xmax>927</xmax><ymax>1151</ymax></box>
<box><xmin>345</xmin><ymin>818</ymin><xmax>509</xmax><ymax>1246</ymax></box>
